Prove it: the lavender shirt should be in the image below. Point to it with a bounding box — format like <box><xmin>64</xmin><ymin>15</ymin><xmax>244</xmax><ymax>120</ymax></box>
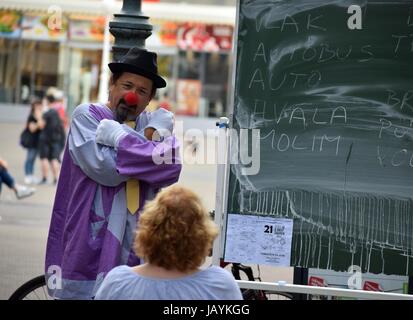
<box><xmin>95</xmin><ymin>265</ymin><xmax>243</xmax><ymax>300</ymax></box>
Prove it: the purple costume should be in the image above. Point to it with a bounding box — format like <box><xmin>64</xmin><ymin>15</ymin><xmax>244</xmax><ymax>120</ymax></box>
<box><xmin>45</xmin><ymin>103</ymin><xmax>181</xmax><ymax>299</ymax></box>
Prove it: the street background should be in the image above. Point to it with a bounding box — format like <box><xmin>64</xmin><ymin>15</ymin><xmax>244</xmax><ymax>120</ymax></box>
<box><xmin>0</xmin><ymin>109</ymin><xmax>292</xmax><ymax>299</ymax></box>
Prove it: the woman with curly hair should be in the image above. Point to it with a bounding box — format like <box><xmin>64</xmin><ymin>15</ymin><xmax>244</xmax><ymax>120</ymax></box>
<box><xmin>95</xmin><ymin>185</ymin><xmax>242</xmax><ymax>300</ymax></box>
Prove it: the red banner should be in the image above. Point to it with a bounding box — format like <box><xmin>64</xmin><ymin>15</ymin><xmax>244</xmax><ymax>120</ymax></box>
<box><xmin>177</xmin><ymin>23</ymin><xmax>233</xmax><ymax>52</ymax></box>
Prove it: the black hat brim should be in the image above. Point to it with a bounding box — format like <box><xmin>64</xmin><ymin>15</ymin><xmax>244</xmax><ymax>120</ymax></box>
<box><xmin>108</xmin><ymin>62</ymin><xmax>167</xmax><ymax>88</ymax></box>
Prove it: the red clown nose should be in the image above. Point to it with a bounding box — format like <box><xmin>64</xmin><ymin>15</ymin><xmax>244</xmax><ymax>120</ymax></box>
<box><xmin>124</xmin><ymin>92</ymin><xmax>139</xmax><ymax>106</ymax></box>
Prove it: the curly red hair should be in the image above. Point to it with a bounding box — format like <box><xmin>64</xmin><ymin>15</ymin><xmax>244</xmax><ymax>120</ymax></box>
<box><xmin>134</xmin><ymin>185</ymin><xmax>218</xmax><ymax>272</ymax></box>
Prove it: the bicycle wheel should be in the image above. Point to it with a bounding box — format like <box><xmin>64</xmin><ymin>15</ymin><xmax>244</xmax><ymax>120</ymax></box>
<box><xmin>9</xmin><ymin>275</ymin><xmax>51</xmax><ymax>300</ymax></box>
<box><xmin>264</xmin><ymin>290</ymin><xmax>294</xmax><ymax>300</ymax></box>
<box><xmin>242</xmin><ymin>288</ymin><xmax>268</xmax><ymax>300</ymax></box>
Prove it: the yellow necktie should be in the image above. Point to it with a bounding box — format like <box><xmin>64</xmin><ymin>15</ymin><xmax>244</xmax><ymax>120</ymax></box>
<box><xmin>125</xmin><ymin>121</ymin><xmax>139</xmax><ymax>215</ymax></box>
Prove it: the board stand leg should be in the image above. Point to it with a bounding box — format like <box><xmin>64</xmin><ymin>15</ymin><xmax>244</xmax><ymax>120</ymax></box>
<box><xmin>212</xmin><ymin>117</ymin><xmax>230</xmax><ymax>266</ymax></box>
<box><xmin>293</xmin><ymin>267</ymin><xmax>309</xmax><ymax>300</ymax></box>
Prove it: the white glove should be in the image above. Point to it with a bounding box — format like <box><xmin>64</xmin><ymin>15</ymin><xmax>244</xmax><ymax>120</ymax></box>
<box><xmin>146</xmin><ymin>108</ymin><xmax>174</xmax><ymax>140</ymax></box>
<box><xmin>96</xmin><ymin>119</ymin><xmax>128</xmax><ymax>148</ymax></box>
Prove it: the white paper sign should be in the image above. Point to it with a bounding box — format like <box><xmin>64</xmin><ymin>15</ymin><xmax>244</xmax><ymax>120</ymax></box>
<box><xmin>224</xmin><ymin>213</ymin><xmax>293</xmax><ymax>266</ymax></box>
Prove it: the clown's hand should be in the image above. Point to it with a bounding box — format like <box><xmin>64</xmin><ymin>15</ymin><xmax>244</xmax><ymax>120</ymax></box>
<box><xmin>145</xmin><ymin>108</ymin><xmax>174</xmax><ymax>141</ymax></box>
<box><xmin>96</xmin><ymin>119</ymin><xmax>128</xmax><ymax>148</ymax></box>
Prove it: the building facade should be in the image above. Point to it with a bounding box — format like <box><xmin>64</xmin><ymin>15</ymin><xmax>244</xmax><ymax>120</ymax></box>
<box><xmin>0</xmin><ymin>0</ymin><xmax>235</xmax><ymax>118</ymax></box>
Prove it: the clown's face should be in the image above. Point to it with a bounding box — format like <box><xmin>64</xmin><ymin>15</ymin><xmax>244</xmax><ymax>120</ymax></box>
<box><xmin>108</xmin><ymin>72</ymin><xmax>154</xmax><ymax>123</ymax></box>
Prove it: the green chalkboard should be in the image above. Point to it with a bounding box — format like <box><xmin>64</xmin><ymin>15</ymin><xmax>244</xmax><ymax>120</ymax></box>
<box><xmin>226</xmin><ymin>0</ymin><xmax>413</xmax><ymax>275</ymax></box>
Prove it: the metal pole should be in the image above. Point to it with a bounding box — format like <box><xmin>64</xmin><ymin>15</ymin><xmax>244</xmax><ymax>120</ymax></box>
<box><xmin>109</xmin><ymin>0</ymin><xmax>153</xmax><ymax>61</ymax></box>
<box><xmin>15</xmin><ymin>37</ymin><xmax>23</xmax><ymax>104</ymax></box>
<box><xmin>212</xmin><ymin>117</ymin><xmax>230</xmax><ymax>266</ymax></box>
<box><xmin>98</xmin><ymin>2</ymin><xmax>112</xmax><ymax>103</ymax></box>
<box><xmin>236</xmin><ymin>280</ymin><xmax>413</xmax><ymax>300</ymax></box>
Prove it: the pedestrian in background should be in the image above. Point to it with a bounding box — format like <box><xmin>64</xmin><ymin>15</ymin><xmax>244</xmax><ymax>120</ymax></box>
<box><xmin>46</xmin><ymin>87</ymin><xmax>69</xmax><ymax>130</ymax></box>
<box><xmin>0</xmin><ymin>157</ymin><xmax>35</xmax><ymax>200</ymax></box>
<box><xmin>22</xmin><ymin>98</ymin><xmax>43</xmax><ymax>185</ymax></box>
<box><xmin>159</xmin><ymin>91</ymin><xmax>172</xmax><ymax>111</ymax></box>
<box><xmin>95</xmin><ymin>185</ymin><xmax>242</xmax><ymax>300</ymax></box>
<box><xmin>37</xmin><ymin>93</ymin><xmax>66</xmax><ymax>185</ymax></box>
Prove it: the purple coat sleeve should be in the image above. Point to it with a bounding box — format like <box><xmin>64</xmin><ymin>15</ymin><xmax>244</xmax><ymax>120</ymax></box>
<box><xmin>68</xmin><ymin>104</ymin><xmax>128</xmax><ymax>186</ymax></box>
<box><xmin>115</xmin><ymin>133</ymin><xmax>182</xmax><ymax>187</ymax></box>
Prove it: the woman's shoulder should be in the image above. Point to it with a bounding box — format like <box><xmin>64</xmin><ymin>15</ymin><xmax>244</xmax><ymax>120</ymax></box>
<box><xmin>106</xmin><ymin>265</ymin><xmax>133</xmax><ymax>278</ymax></box>
<box><xmin>195</xmin><ymin>265</ymin><xmax>237</xmax><ymax>282</ymax></box>
<box><xmin>191</xmin><ymin>266</ymin><xmax>243</xmax><ymax>300</ymax></box>
<box><xmin>100</xmin><ymin>266</ymin><xmax>138</xmax><ymax>289</ymax></box>
<box><xmin>95</xmin><ymin>266</ymin><xmax>137</xmax><ymax>300</ymax></box>
<box><xmin>202</xmin><ymin>265</ymin><xmax>233</xmax><ymax>275</ymax></box>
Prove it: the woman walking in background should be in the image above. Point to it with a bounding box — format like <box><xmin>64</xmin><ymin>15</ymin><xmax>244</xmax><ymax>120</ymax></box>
<box><xmin>46</xmin><ymin>87</ymin><xmax>69</xmax><ymax>130</ymax></box>
<box><xmin>23</xmin><ymin>98</ymin><xmax>43</xmax><ymax>185</ymax></box>
<box><xmin>37</xmin><ymin>93</ymin><xmax>66</xmax><ymax>185</ymax></box>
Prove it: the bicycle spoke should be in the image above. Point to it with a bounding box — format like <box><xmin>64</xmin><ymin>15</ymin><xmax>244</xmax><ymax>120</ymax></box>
<box><xmin>42</xmin><ymin>286</ymin><xmax>50</xmax><ymax>299</ymax></box>
<box><xmin>33</xmin><ymin>289</ymin><xmax>42</xmax><ymax>300</ymax></box>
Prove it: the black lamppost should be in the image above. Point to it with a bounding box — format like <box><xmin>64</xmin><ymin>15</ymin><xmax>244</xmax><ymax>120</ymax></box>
<box><xmin>109</xmin><ymin>0</ymin><xmax>153</xmax><ymax>61</ymax></box>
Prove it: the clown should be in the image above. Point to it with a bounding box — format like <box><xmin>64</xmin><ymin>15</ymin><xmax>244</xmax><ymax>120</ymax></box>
<box><xmin>45</xmin><ymin>47</ymin><xmax>181</xmax><ymax>299</ymax></box>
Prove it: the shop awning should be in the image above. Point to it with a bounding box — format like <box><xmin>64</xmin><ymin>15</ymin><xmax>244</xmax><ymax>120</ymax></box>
<box><xmin>0</xmin><ymin>0</ymin><xmax>236</xmax><ymax>25</ymax></box>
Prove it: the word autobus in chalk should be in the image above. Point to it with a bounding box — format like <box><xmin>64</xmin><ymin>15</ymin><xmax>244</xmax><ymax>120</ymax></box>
<box><xmin>253</xmin><ymin>41</ymin><xmax>374</xmax><ymax>66</ymax></box>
